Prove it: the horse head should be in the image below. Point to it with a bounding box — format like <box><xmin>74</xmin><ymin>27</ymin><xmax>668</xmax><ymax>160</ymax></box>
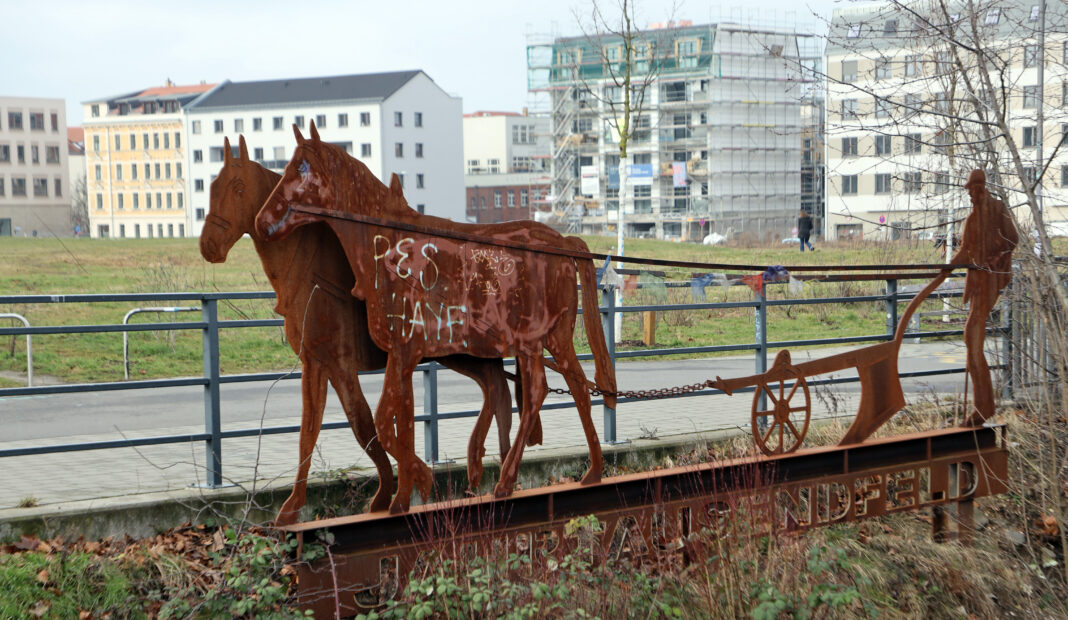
<box><xmin>255</xmin><ymin>122</ymin><xmax>340</xmax><ymax>241</ymax></box>
<box><xmin>201</xmin><ymin>135</ymin><xmax>277</xmax><ymax>262</ymax></box>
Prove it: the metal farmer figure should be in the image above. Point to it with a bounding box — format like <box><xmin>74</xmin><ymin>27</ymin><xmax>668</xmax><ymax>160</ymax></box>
<box><xmin>950</xmin><ymin>170</ymin><xmax>1018</xmax><ymax>426</ymax></box>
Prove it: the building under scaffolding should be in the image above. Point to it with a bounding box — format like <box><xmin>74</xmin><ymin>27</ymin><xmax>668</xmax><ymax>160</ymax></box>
<box><xmin>527</xmin><ymin>20</ymin><xmax>824</xmax><ymax>240</ymax></box>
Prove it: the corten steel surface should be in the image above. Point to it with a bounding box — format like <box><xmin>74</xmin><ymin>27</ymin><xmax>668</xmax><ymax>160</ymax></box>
<box><xmin>952</xmin><ymin>170</ymin><xmax>1018</xmax><ymax>426</ymax></box>
<box><xmin>255</xmin><ymin>123</ymin><xmax>617</xmax><ymax>513</ymax></box>
<box><xmin>279</xmin><ymin>425</ymin><xmax>1009</xmax><ymax>617</ymax></box>
<box><xmin>199</xmin><ymin>136</ymin><xmax>525</xmax><ymax>525</ymax></box>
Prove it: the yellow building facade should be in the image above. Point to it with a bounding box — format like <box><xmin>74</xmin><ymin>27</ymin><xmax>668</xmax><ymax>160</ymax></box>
<box><xmin>83</xmin><ymin>82</ymin><xmax>213</xmax><ymax>239</ymax></box>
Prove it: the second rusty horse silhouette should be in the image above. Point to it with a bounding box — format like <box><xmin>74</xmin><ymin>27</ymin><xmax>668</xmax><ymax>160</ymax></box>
<box><xmin>201</xmin><ymin>136</ymin><xmax>527</xmax><ymax>524</ymax></box>
<box><xmin>256</xmin><ymin>123</ymin><xmax>616</xmax><ymax>513</ymax></box>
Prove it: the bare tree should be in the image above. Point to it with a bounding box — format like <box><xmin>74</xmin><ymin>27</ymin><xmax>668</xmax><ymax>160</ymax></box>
<box><xmin>826</xmin><ymin>0</ymin><xmax>1067</xmax><ymax>583</ymax></box>
<box><xmin>70</xmin><ymin>174</ymin><xmax>88</xmax><ymax>236</ymax></box>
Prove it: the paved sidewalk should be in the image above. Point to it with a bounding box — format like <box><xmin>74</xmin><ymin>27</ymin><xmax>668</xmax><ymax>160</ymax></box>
<box><xmin>0</xmin><ymin>342</ymin><xmax>972</xmax><ymax>511</ymax></box>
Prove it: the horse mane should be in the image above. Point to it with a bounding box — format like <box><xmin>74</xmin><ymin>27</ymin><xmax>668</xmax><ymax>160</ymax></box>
<box><xmin>312</xmin><ymin>141</ymin><xmax>412</xmax><ymax>218</ymax></box>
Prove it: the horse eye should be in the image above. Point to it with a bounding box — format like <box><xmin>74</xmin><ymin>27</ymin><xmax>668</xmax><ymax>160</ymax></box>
<box><xmin>298</xmin><ymin>160</ymin><xmax>310</xmax><ymax>176</ymax></box>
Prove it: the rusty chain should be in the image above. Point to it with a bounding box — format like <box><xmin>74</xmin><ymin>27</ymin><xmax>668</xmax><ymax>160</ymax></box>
<box><xmin>548</xmin><ymin>379</ymin><xmax>717</xmax><ymax>401</ymax></box>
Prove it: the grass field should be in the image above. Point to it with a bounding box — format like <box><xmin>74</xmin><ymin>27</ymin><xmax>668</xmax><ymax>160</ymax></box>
<box><xmin>0</xmin><ymin>234</ymin><xmax>980</xmax><ymax>385</ymax></box>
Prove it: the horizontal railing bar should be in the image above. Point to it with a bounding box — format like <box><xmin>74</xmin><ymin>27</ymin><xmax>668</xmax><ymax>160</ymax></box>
<box><xmin>0</xmin><ymin>432</ymin><xmax>213</xmax><ymax>457</ymax></box>
<box><xmin>0</xmin><ymin>292</ymin><xmax>277</xmax><ymax>304</ymax></box>
<box><xmin>0</xmin><ymin>321</ymin><xmax>207</xmax><ymax>336</ymax></box>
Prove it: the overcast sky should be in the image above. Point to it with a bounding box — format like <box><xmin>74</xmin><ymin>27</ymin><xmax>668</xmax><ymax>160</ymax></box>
<box><xmin>6</xmin><ymin>0</ymin><xmax>841</xmax><ymax>127</ymax></box>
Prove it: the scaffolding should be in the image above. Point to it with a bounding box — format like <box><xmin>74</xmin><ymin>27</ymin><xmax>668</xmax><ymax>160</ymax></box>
<box><xmin>527</xmin><ymin>19</ymin><xmax>824</xmax><ymax>240</ymax></box>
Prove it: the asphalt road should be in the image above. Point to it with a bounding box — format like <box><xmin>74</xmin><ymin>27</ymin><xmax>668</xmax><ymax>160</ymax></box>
<box><xmin>0</xmin><ymin>341</ymin><xmax>973</xmax><ymax>443</ymax></box>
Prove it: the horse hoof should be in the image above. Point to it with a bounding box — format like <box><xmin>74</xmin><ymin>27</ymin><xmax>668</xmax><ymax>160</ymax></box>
<box><xmin>579</xmin><ymin>470</ymin><xmax>602</xmax><ymax>485</ymax></box>
<box><xmin>274</xmin><ymin>510</ymin><xmax>299</xmax><ymax>527</ymax></box>
<box><xmin>368</xmin><ymin>492</ymin><xmax>391</xmax><ymax>513</ymax></box>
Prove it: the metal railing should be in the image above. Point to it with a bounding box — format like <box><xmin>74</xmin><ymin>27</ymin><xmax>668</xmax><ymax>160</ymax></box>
<box><xmin>0</xmin><ymin>277</ymin><xmax>988</xmax><ymax>488</ymax></box>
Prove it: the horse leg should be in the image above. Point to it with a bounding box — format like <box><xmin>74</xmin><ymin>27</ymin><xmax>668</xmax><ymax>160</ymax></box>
<box><xmin>331</xmin><ymin>369</ymin><xmax>395</xmax><ymax>513</ymax></box>
<box><xmin>381</xmin><ymin>354</ymin><xmax>433</xmax><ymax>514</ymax></box>
<box><xmin>548</xmin><ymin>330</ymin><xmax>602</xmax><ymax>485</ymax></box>
<box><xmin>276</xmin><ymin>361</ymin><xmax>328</xmax><ymax>526</ymax></box>
<box><xmin>440</xmin><ymin>357</ymin><xmax>511</xmax><ymax>492</ymax></box>
<box><xmin>493</xmin><ymin>351</ymin><xmax>547</xmax><ymax>498</ymax></box>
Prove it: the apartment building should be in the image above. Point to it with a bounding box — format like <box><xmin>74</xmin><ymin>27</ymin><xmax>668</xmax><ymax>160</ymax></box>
<box><xmin>825</xmin><ymin>1</ymin><xmax>1068</xmax><ymax>240</ymax></box>
<box><xmin>463</xmin><ymin>111</ymin><xmax>550</xmax><ymax>223</ymax></box>
<box><xmin>0</xmin><ymin>97</ymin><xmax>70</xmax><ymax>236</ymax></box>
<box><xmin>185</xmin><ymin>70</ymin><xmax>463</xmax><ymax>236</ymax></box>
<box><xmin>83</xmin><ymin>82</ymin><xmax>215</xmax><ymax>239</ymax></box>
<box><xmin>527</xmin><ymin>21</ymin><xmax>823</xmax><ymax>240</ymax></box>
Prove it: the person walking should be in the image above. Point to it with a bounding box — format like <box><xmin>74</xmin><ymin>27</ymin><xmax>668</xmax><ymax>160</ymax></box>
<box><xmin>797</xmin><ymin>210</ymin><xmax>814</xmax><ymax>251</ymax></box>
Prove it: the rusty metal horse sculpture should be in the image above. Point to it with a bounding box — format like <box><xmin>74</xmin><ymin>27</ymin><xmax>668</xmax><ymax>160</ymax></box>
<box><xmin>256</xmin><ymin>123</ymin><xmax>617</xmax><ymax>513</ymax></box>
<box><xmin>200</xmin><ymin>136</ymin><xmax>526</xmax><ymax>524</ymax></box>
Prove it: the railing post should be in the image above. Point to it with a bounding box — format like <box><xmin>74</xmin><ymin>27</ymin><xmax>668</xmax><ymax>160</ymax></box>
<box><xmin>423</xmin><ymin>362</ymin><xmax>440</xmax><ymax>464</ymax></box>
<box><xmin>755</xmin><ymin>288</ymin><xmax>768</xmax><ymax>429</ymax></box>
<box><xmin>201</xmin><ymin>298</ymin><xmax>223</xmax><ymax>488</ymax></box>
<box><xmin>601</xmin><ymin>284</ymin><xmax>619</xmax><ymax>444</ymax></box>
<box><xmin>885</xmin><ymin>279</ymin><xmax>899</xmax><ymax>338</ymax></box>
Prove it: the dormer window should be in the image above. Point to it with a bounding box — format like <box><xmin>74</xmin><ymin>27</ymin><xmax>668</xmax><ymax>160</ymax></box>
<box><xmin>847</xmin><ymin>24</ymin><xmax>861</xmax><ymax>38</ymax></box>
<box><xmin>985</xmin><ymin>8</ymin><xmax>1000</xmax><ymax>25</ymax></box>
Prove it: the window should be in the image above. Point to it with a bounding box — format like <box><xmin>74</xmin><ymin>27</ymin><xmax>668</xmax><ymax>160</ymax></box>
<box><xmin>488</xmin><ymin>158</ymin><xmax>500</xmax><ymax>173</ymax></box>
<box><xmin>494</xmin><ymin>190</ymin><xmax>502</xmax><ymax>208</ymax></box>
<box><xmin>209</xmin><ymin>147</ymin><xmax>223</xmax><ymax>162</ymax></box>
<box><xmin>904</xmin><ymin>133</ymin><xmax>921</xmax><ymax>154</ymax></box>
<box><xmin>167</xmin><ymin>194</ymin><xmax>173</xmax><ymax>209</ymax></box>
<box><xmin>1063</xmin><ymin>82</ymin><xmax>1068</xmax><ymax>107</ymax></box>
<box><xmin>46</xmin><ymin>145</ymin><xmax>59</xmax><ymax>163</ymax></box>
<box><xmin>178</xmin><ymin>194</ymin><xmax>183</xmax><ymax>209</ymax></box>
<box><xmin>144</xmin><ymin>163</ymin><xmax>150</xmax><ymax>178</ymax></box>
<box><xmin>165</xmin><ymin>163</ymin><xmax>172</xmax><ymax>179</ymax></box>
<box><xmin>883</xmin><ymin>19</ymin><xmax>897</xmax><ymax>35</ymax></box>
<box><xmin>506</xmin><ymin>190</ymin><xmax>515</xmax><ymax>207</ymax></box>
<box><xmin>8</xmin><ymin>112</ymin><xmax>22</xmax><ymax>130</ymax></box>
<box><xmin>0</xmin><ymin>145</ymin><xmax>8</xmax><ymax>162</ymax></box>
<box><xmin>254</xmin><ymin>147</ymin><xmax>264</xmax><ymax>160</ymax></box>
<box><xmin>116</xmin><ymin>193</ymin><xmax>123</xmax><ymax>209</ymax></box>
<box><xmin>1062</xmin><ymin>124</ymin><xmax>1068</xmax><ymax>145</ymax></box>
<box><xmin>274</xmin><ymin>146</ymin><xmax>285</xmax><ymax>160</ymax></box>
<box><xmin>985</xmin><ymin>8</ymin><xmax>1000</xmax><ymax>25</ymax></box>
<box><xmin>847</xmin><ymin>24</ymin><xmax>861</xmax><ymax>38</ymax></box>
<box><xmin>294</xmin><ymin>115</ymin><xmax>304</xmax><ymax>128</ymax></box>
<box><xmin>91</xmin><ymin>135</ymin><xmax>99</xmax><ymax>151</ymax></box>
<box><xmin>315</xmin><ymin>114</ymin><xmax>326</xmax><ymax>128</ymax></box>
<box><xmin>841</xmin><ymin>99</ymin><xmax>858</xmax><ymax>118</ymax></box>
<box><xmin>1061</xmin><ymin>165</ymin><xmax>1068</xmax><ymax>187</ymax></box>
<box><xmin>196</xmin><ymin>208</ymin><xmax>206</xmax><ymax>221</ymax></box>
<box><xmin>163</xmin><ymin>133</ymin><xmax>170</xmax><ymax>149</ymax></box>
<box><xmin>114</xmin><ymin>135</ymin><xmax>121</xmax><ymax>150</ymax></box>
<box><xmin>33</xmin><ymin>177</ymin><xmax>48</xmax><ymax>197</ymax></box>
<box><xmin>142</xmin><ymin>133</ymin><xmax>149</xmax><ymax>149</ymax></box>
<box><xmin>94</xmin><ymin>193</ymin><xmax>102</xmax><ymax>209</ymax></box>
<box><xmin>94</xmin><ymin>164</ymin><xmax>101</xmax><ymax>181</ymax></box>
<box><xmin>415</xmin><ymin>143</ymin><xmax>423</xmax><ymax>158</ymax></box>
<box><xmin>30</xmin><ymin>113</ymin><xmax>45</xmax><ymax>130</ymax></box>
<box><xmin>214</xmin><ymin>120</ymin><xmax>223</xmax><ymax>133</ymax></box>
<box><xmin>1064</xmin><ymin>42</ymin><xmax>1068</xmax><ymax>64</ymax></box>
<box><xmin>875</xmin><ymin>173</ymin><xmax>892</xmax><ymax>194</ymax></box>
<box><xmin>1031</xmin><ymin>5</ymin><xmax>1041</xmax><ymax>21</ymax></box>
<box><xmin>416</xmin><ymin>173</ymin><xmax>424</xmax><ymax>189</ymax></box>
<box><xmin>394</xmin><ymin>112</ymin><xmax>403</xmax><ymax>127</ymax></box>
<box><xmin>128</xmin><ymin>134</ymin><xmax>135</xmax><ymax>150</ymax></box>
<box><xmin>360</xmin><ymin>112</ymin><xmax>371</xmax><ymax>126</ymax></box>
<box><xmin>50</xmin><ymin>113</ymin><xmax>58</xmax><ymax>131</ymax></box>
<box><xmin>396</xmin><ymin>173</ymin><xmax>404</xmax><ymax>188</ymax></box>
<box><xmin>361</xmin><ymin>143</ymin><xmax>371</xmax><ymax>157</ymax></box>
<box><xmin>1023</xmin><ymin>126</ymin><xmax>1038</xmax><ymax>147</ymax></box>
<box><xmin>115</xmin><ymin>164</ymin><xmax>122</xmax><ymax>180</ymax></box>
<box><xmin>338</xmin><ymin>113</ymin><xmax>348</xmax><ymax>127</ymax></box>
<box><xmin>904</xmin><ymin>55</ymin><xmax>919</xmax><ymax>77</ymax></box>
<box><xmin>273</xmin><ymin>116</ymin><xmax>284</xmax><ymax>130</ymax></box>
<box><xmin>253</xmin><ymin>117</ymin><xmax>262</xmax><ymax>131</ymax></box>
<box><xmin>904</xmin><ymin>172</ymin><xmax>922</xmax><ymax>193</ymax></box>
<box><xmin>234</xmin><ymin>118</ymin><xmax>244</xmax><ymax>132</ymax></box>
<box><xmin>176</xmin><ymin>163</ymin><xmax>182</xmax><ymax>179</ymax></box>
<box><xmin>1024</xmin><ymin>85</ymin><xmax>1040</xmax><ymax>108</ymax></box>
<box><xmin>414</xmin><ymin>112</ymin><xmax>422</xmax><ymax>127</ymax></box>
<box><xmin>875</xmin><ymin>59</ymin><xmax>891</xmax><ymax>80</ymax></box>
<box><xmin>1024</xmin><ymin>166</ymin><xmax>1037</xmax><ymax>185</ymax></box>
<box><xmin>153</xmin><ymin>133</ymin><xmax>160</xmax><ymax>149</ymax></box>
<box><xmin>1024</xmin><ymin>45</ymin><xmax>1041</xmax><ymax>68</ymax></box>
<box><xmin>157</xmin><ymin>224</ymin><xmax>163</xmax><ymax>237</ymax></box>
<box><xmin>155</xmin><ymin>163</ymin><xmax>161</xmax><ymax>178</ymax></box>
<box><xmin>841</xmin><ymin>137</ymin><xmax>858</xmax><ymax>156</ymax></box>
<box><xmin>145</xmin><ymin>193</ymin><xmax>151</xmax><ymax>208</ymax></box>
<box><xmin>195</xmin><ymin>179</ymin><xmax>204</xmax><ymax>192</ymax></box>
<box><xmin>132</xmin><ymin>164</ymin><xmax>138</xmax><ymax>180</ymax></box>
<box><xmin>54</xmin><ymin>178</ymin><xmax>61</xmax><ymax>197</ymax></box>
<box><xmin>91</xmin><ymin>105</ymin><xmax>100</xmax><ymax>118</ymax></box>
<box><xmin>0</xmin><ymin>179</ymin><xmax>4</xmax><ymax>196</ymax></box>
<box><xmin>132</xmin><ymin>193</ymin><xmax>138</xmax><ymax>209</ymax></box>
<box><xmin>16</xmin><ymin>145</ymin><xmax>24</xmax><ymax>163</ymax></box>
<box><xmin>841</xmin><ymin>60</ymin><xmax>857</xmax><ymax>83</ymax></box>
<box><xmin>875</xmin><ymin>135</ymin><xmax>892</xmax><ymax>155</ymax></box>
<box><xmin>395</xmin><ymin>142</ymin><xmax>403</xmax><ymax>157</ymax></box>
<box><xmin>29</xmin><ymin>145</ymin><xmax>38</xmax><ymax>164</ymax></box>
<box><xmin>193</xmin><ymin>149</ymin><xmax>203</xmax><ymax>163</ymax></box>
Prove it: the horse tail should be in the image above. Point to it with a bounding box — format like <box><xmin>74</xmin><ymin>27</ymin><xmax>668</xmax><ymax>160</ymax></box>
<box><xmin>566</xmin><ymin>237</ymin><xmax>618</xmax><ymax>410</ymax></box>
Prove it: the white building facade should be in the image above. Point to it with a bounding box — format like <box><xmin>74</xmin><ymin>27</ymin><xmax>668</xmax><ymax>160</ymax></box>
<box><xmin>185</xmin><ymin>71</ymin><xmax>463</xmax><ymax>235</ymax></box>
<box><xmin>0</xmin><ymin>96</ymin><xmax>70</xmax><ymax>236</ymax></box>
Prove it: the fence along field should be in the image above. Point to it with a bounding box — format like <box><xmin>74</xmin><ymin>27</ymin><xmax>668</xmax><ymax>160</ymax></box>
<box><xmin>0</xmin><ymin>235</ymin><xmax>974</xmax><ymax>387</ymax></box>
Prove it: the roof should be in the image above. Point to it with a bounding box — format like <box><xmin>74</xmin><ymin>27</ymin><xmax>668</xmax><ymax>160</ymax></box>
<box><xmin>68</xmin><ymin>127</ymin><xmax>84</xmax><ymax>155</ymax></box>
<box><xmin>138</xmin><ymin>84</ymin><xmax>214</xmax><ymax>97</ymax></box>
<box><xmin>190</xmin><ymin>71</ymin><xmax>425</xmax><ymax>109</ymax></box>
<box><xmin>465</xmin><ymin>111</ymin><xmax>522</xmax><ymax>118</ymax></box>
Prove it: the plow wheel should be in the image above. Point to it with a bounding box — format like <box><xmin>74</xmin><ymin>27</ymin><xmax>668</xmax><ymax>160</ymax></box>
<box><xmin>751</xmin><ymin>363</ymin><xmax>811</xmax><ymax>455</ymax></box>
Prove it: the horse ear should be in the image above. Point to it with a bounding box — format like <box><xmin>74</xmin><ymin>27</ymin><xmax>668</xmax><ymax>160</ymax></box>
<box><xmin>309</xmin><ymin>120</ymin><xmax>321</xmax><ymax>142</ymax></box>
<box><xmin>238</xmin><ymin>135</ymin><xmax>249</xmax><ymax>163</ymax></box>
<box><xmin>223</xmin><ymin>137</ymin><xmax>232</xmax><ymax>168</ymax></box>
<box><xmin>389</xmin><ymin>173</ymin><xmax>403</xmax><ymax>196</ymax></box>
<box><xmin>293</xmin><ymin>124</ymin><xmax>305</xmax><ymax>144</ymax></box>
